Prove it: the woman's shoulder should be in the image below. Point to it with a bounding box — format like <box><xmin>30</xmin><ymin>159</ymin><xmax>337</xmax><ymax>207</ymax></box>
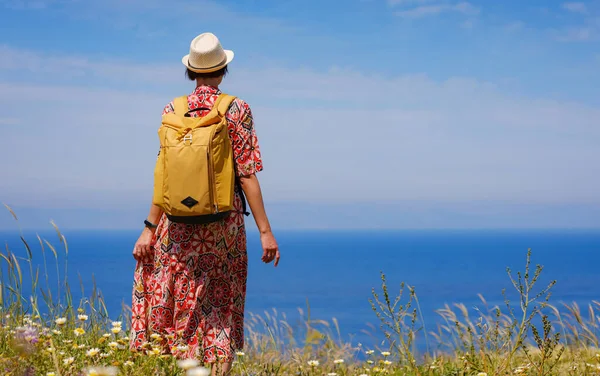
<box><xmin>226</xmin><ymin>96</ymin><xmax>253</xmax><ymax>120</ymax></box>
<box><xmin>230</xmin><ymin>96</ymin><xmax>251</xmax><ymax>112</ymax></box>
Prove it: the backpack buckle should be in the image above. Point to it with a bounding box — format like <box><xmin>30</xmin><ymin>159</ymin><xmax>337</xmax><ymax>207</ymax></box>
<box><xmin>183</xmin><ymin>132</ymin><xmax>192</xmax><ymax>144</ymax></box>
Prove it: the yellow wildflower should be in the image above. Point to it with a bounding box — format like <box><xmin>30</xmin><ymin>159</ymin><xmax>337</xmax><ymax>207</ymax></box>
<box><xmin>150</xmin><ymin>347</ymin><xmax>161</xmax><ymax>355</ymax></box>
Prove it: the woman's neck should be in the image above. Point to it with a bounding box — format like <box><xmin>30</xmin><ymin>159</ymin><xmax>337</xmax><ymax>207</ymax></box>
<box><xmin>195</xmin><ymin>78</ymin><xmax>221</xmax><ymax>88</ymax></box>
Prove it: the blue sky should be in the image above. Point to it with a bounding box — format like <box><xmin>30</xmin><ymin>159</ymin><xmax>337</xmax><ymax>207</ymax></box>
<box><xmin>0</xmin><ymin>0</ymin><xmax>599</xmax><ymax>230</ymax></box>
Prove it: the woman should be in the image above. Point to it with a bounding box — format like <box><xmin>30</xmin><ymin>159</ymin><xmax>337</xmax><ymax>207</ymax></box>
<box><xmin>129</xmin><ymin>32</ymin><xmax>280</xmax><ymax>374</ymax></box>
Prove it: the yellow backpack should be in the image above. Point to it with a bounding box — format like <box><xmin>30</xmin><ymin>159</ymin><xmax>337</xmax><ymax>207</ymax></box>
<box><xmin>152</xmin><ymin>93</ymin><xmax>238</xmax><ymax>224</ymax></box>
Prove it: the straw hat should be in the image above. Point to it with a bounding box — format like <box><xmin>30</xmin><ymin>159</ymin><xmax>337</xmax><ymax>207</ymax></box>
<box><xmin>181</xmin><ymin>32</ymin><xmax>234</xmax><ymax>73</ymax></box>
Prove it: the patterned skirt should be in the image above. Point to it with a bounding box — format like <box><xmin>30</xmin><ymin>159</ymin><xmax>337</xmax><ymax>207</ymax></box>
<box><xmin>129</xmin><ymin>198</ymin><xmax>248</xmax><ymax>363</ymax></box>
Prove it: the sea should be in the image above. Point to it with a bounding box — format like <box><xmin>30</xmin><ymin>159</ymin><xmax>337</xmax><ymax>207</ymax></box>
<box><xmin>1</xmin><ymin>228</ymin><xmax>599</xmax><ymax>354</ymax></box>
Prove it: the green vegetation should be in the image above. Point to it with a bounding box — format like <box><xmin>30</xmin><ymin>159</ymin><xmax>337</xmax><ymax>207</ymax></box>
<box><xmin>1</xmin><ymin>207</ymin><xmax>600</xmax><ymax>375</ymax></box>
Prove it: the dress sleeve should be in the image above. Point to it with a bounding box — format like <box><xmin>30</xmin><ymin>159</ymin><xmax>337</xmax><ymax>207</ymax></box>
<box><xmin>229</xmin><ymin>99</ymin><xmax>263</xmax><ymax>177</ymax></box>
<box><xmin>162</xmin><ymin>102</ymin><xmax>174</xmax><ymax>115</ymax></box>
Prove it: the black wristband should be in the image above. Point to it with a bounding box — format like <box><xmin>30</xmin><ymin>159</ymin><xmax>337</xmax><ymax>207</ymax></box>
<box><xmin>144</xmin><ymin>219</ymin><xmax>158</xmax><ymax>229</ymax></box>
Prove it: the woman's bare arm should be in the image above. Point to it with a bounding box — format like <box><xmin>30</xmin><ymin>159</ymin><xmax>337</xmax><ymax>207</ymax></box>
<box><xmin>239</xmin><ymin>174</ymin><xmax>280</xmax><ymax>266</ymax></box>
<box><xmin>240</xmin><ymin>174</ymin><xmax>271</xmax><ymax>234</ymax></box>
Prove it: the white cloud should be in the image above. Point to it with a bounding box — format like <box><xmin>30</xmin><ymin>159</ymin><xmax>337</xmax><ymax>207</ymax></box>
<box><xmin>0</xmin><ymin>45</ymin><xmax>599</xmax><ymax>221</ymax></box>
<box><xmin>1</xmin><ymin>0</ymin><xmax>297</xmax><ymax>36</ymax></box>
<box><xmin>555</xmin><ymin>27</ymin><xmax>594</xmax><ymax>41</ymax></box>
<box><xmin>0</xmin><ymin>44</ymin><xmax>179</xmax><ymax>84</ymax></box>
<box><xmin>1</xmin><ymin>0</ymin><xmax>53</xmax><ymax>9</ymax></box>
<box><xmin>498</xmin><ymin>4</ymin><xmax>597</xmax><ymax>44</ymax></box>
<box><xmin>460</xmin><ymin>19</ymin><xmax>475</xmax><ymax>29</ymax></box>
<box><xmin>387</xmin><ymin>0</ymin><xmax>434</xmax><ymax>6</ymax></box>
<box><xmin>553</xmin><ymin>2</ymin><xmax>599</xmax><ymax>42</ymax></box>
<box><xmin>562</xmin><ymin>2</ymin><xmax>588</xmax><ymax>14</ymax></box>
<box><xmin>394</xmin><ymin>2</ymin><xmax>480</xmax><ymax>18</ymax></box>
<box><xmin>504</xmin><ymin>21</ymin><xmax>525</xmax><ymax>33</ymax></box>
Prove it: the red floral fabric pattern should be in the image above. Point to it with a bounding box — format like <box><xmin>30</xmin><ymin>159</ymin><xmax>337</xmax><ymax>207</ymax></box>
<box><xmin>130</xmin><ymin>85</ymin><xmax>262</xmax><ymax>363</ymax></box>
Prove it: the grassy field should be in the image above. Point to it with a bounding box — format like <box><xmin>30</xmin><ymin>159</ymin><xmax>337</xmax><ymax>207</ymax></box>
<box><xmin>1</xmin><ymin>207</ymin><xmax>600</xmax><ymax>375</ymax></box>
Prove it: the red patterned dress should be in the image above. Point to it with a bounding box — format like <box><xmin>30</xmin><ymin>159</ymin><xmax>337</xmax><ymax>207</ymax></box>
<box><xmin>129</xmin><ymin>85</ymin><xmax>263</xmax><ymax>363</ymax></box>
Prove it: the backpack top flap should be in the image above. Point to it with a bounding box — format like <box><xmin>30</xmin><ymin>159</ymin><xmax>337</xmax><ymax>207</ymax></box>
<box><xmin>163</xmin><ymin>93</ymin><xmax>237</xmax><ymax>128</ymax></box>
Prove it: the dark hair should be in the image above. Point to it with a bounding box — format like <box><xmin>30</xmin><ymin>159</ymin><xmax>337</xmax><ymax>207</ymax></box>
<box><xmin>185</xmin><ymin>65</ymin><xmax>229</xmax><ymax>80</ymax></box>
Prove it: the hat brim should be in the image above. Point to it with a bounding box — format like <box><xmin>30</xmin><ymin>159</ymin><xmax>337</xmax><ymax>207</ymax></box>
<box><xmin>182</xmin><ymin>50</ymin><xmax>234</xmax><ymax>73</ymax></box>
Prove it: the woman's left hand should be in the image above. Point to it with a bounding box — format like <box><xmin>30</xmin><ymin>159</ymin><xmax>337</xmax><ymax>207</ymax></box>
<box><xmin>260</xmin><ymin>231</ymin><xmax>280</xmax><ymax>267</ymax></box>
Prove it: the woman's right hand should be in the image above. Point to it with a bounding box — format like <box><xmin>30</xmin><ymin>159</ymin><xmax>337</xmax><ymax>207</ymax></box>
<box><xmin>133</xmin><ymin>228</ymin><xmax>155</xmax><ymax>263</ymax></box>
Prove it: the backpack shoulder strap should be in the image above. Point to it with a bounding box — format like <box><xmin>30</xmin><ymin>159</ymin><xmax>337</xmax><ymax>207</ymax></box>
<box><xmin>193</xmin><ymin>94</ymin><xmax>238</xmax><ymax>127</ymax></box>
<box><xmin>214</xmin><ymin>94</ymin><xmax>237</xmax><ymax>117</ymax></box>
<box><xmin>172</xmin><ymin>95</ymin><xmax>189</xmax><ymax>116</ymax></box>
